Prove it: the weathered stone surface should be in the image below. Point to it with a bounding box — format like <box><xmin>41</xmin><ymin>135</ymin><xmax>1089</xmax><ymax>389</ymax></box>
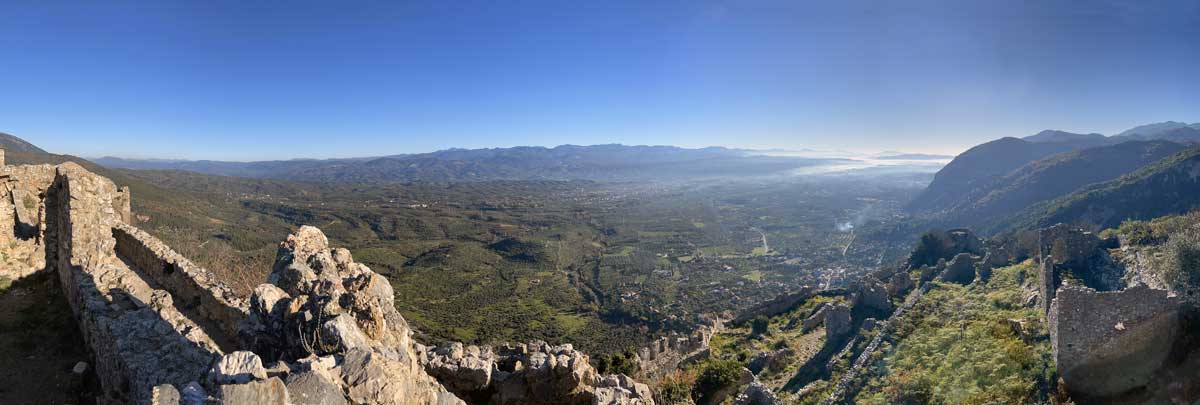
<box><xmin>799</xmin><ymin>303</ymin><xmax>829</xmax><ymax>332</ymax></box>
<box><xmin>886</xmin><ymin>271</ymin><xmax>913</xmax><ymax>297</ymax></box>
<box><xmin>940</xmin><ymin>253</ymin><xmax>977</xmax><ymax>285</ymax></box>
<box><xmin>1049</xmin><ymin>284</ymin><xmax>1183</xmax><ymax>398</ymax></box>
<box><xmin>421</xmin><ymin>340</ymin><xmax>655</xmax><ymax>405</ymax></box>
<box><xmin>633</xmin><ymin>322</ymin><xmax>717</xmax><ymax>379</ymax></box>
<box><xmin>824</xmin><ymin>304</ymin><xmax>852</xmax><ymax>341</ymax></box>
<box><xmin>285</xmin><ymin>369</ymin><xmax>349</xmax><ymax>405</ymax></box>
<box><xmin>595</xmin><ymin>374</ymin><xmax>654</xmax><ymax>405</ymax></box>
<box><xmin>210</xmin><ymin>351</ymin><xmax>269</xmax><ymax>385</ymax></box>
<box><xmin>732</xmin><ymin>381</ymin><xmax>780</xmax><ymax>405</ymax></box>
<box><xmin>151</xmin><ymin>384</ymin><xmax>181</xmax><ymax>405</ymax></box>
<box><xmin>244</xmin><ymin>226</ymin><xmax>464</xmax><ymax>404</ymax></box>
<box><xmin>423</xmin><ymin>342</ymin><xmax>495</xmax><ymax>393</ymax></box>
<box><xmin>215</xmin><ymin>377</ymin><xmax>289</xmax><ymax>404</ymax></box>
<box><xmin>854</xmin><ymin>279</ymin><xmax>890</xmax><ymax>312</ymax></box>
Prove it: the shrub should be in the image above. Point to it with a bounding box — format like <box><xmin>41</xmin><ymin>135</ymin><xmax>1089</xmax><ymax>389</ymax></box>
<box><xmin>1116</xmin><ymin>220</ymin><xmax>1155</xmax><ymax>245</ymax></box>
<box><xmin>750</xmin><ymin>315</ymin><xmax>769</xmax><ymax>337</ymax></box>
<box><xmin>1162</xmin><ymin>226</ymin><xmax>1200</xmax><ymax>289</ymax></box>
<box><xmin>693</xmin><ymin>359</ymin><xmax>743</xmax><ymax>401</ymax></box>
<box><xmin>595</xmin><ymin>349</ymin><xmax>640</xmax><ymax>376</ymax></box>
<box><xmin>654</xmin><ymin>370</ymin><xmax>696</xmax><ymax>404</ymax></box>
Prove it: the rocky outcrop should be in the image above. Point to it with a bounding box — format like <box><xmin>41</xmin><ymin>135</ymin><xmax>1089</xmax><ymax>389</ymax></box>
<box><xmin>239</xmin><ymin>225</ymin><xmax>463</xmax><ymax>404</ymax></box>
<box><xmin>420</xmin><ymin>341</ymin><xmax>654</xmax><ymax>405</ymax></box>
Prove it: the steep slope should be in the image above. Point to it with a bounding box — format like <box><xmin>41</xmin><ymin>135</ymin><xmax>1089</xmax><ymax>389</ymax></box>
<box><xmin>908</xmin><ymin>137</ymin><xmax>1097</xmax><ymax>212</ymax></box>
<box><xmin>0</xmin><ymin>132</ymin><xmax>48</xmax><ymax>154</ymax></box>
<box><xmin>944</xmin><ymin>140</ymin><xmax>1189</xmax><ymax>232</ymax></box>
<box><xmin>1013</xmin><ymin>147</ymin><xmax>1200</xmax><ymax>230</ymax></box>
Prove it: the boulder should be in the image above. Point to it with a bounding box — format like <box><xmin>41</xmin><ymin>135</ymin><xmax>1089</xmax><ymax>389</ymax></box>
<box><xmin>286</xmin><ymin>369</ymin><xmax>349</xmax><ymax>405</ymax></box>
<box><xmin>209</xmin><ymin>351</ymin><xmax>269</xmax><ymax>385</ymax></box>
<box><xmin>215</xmin><ymin>377</ymin><xmax>289</xmax><ymax>404</ymax></box>
<box><xmin>733</xmin><ymin>381</ymin><xmax>781</xmax><ymax>405</ymax></box>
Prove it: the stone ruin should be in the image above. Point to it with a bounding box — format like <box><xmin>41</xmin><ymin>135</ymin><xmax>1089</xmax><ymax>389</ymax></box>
<box><xmin>0</xmin><ymin>153</ymin><xmax>655</xmax><ymax>404</ymax></box>
<box><xmin>631</xmin><ymin>324</ymin><xmax>717</xmax><ymax>380</ymax></box>
<box><xmin>1040</xmin><ymin>224</ymin><xmax>1193</xmax><ymax>399</ymax></box>
<box><xmin>1049</xmin><ymin>285</ymin><xmax>1183</xmax><ymax>397</ymax></box>
<box><xmin>420</xmin><ymin>341</ymin><xmax>652</xmax><ymax>404</ymax></box>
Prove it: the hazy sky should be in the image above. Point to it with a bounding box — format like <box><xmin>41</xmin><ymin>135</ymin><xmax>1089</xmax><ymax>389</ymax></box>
<box><xmin>2</xmin><ymin>0</ymin><xmax>1198</xmax><ymax>160</ymax></box>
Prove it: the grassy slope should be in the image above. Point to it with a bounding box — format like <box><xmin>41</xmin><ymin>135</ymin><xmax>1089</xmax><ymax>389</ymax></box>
<box><xmin>855</xmin><ymin>260</ymin><xmax>1052</xmax><ymax>404</ymax></box>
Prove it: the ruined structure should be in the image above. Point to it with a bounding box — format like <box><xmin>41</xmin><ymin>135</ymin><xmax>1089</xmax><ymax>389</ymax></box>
<box><xmin>420</xmin><ymin>341</ymin><xmax>653</xmax><ymax>404</ymax></box>
<box><xmin>1048</xmin><ymin>285</ymin><xmax>1183</xmax><ymax>397</ymax></box>
<box><xmin>1038</xmin><ymin>224</ymin><xmax>1194</xmax><ymax>399</ymax></box>
<box><xmin>0</xmin><ymin>151</ymin><xmax>654</xmax><ymax>405</ymax></box>
<box><xmin>632</xmin><ymin>325</ymin><xmax>717</xmax><ymax>380</ymax></box>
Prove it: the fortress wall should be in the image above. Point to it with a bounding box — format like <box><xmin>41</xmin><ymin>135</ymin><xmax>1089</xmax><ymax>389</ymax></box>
<box><xmin>112</xmin><ymin>223</ymin><xmax>248</xmax><ymax>339</ymax></box>
<box><xmin>50</xmin><ymin>163</ymin><xmax>224</xmax><ymax>404</ymax></box>
<box><xmin>1048</xmin><ymin>284</ymin><xmax>1182</xmax><ymax>398</ymax></box>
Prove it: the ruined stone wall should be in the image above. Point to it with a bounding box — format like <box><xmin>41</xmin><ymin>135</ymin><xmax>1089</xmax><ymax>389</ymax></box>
<box><xmin>112</xmin><ymin>223</ymin><xmax>248</xmax><ymax>339</ymax></box>
<box><xmin>732</xmin><ymin>287</ymin><xmax>815</xmax><ymax>325</ymax></box>
<box><xmin>49</xmin><ymin>162</ymin><xmax>226</xmax><ymax>404</ymax></box>
<box><xmin>634</xmin><ymin>325</ymin><xmax>716</xmax><ymax>380</ymax></box>
<box><xmin>1049</xmin><ymin>284</ymin><xmax>1182</xmax><ymax>398</ymax></box>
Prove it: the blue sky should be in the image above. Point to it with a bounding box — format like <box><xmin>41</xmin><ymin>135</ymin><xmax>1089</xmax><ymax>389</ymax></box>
<box><xmin>1</xmin><ymin>0</ymin><xmax>1197</xmax><ymax>160</ymax></box>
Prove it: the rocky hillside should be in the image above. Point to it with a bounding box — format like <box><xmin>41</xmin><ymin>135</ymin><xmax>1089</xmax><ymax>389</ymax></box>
<box><xmin>0</xmin><ymin>132</ymin><xmax>48</xmax><ymax>154</ymax></box>
<box><xmin>939</xmin><ymin>140</ymin><xmax>1189</xmax><ymax>232</ymax></box>
<box><xmin>1016</xmin><ymin>147</ymin><xmax>1200</xmax><ymax>230</ymax></box>
<box><xmin>911</xmin><ymin>120</ymin><xmax>1200</xmax><ymax>230</ymax></box>
<box><xmin>908</xmin><ymin>136</ymin><xmax>1098</xmax><ymax>212</ymax></box>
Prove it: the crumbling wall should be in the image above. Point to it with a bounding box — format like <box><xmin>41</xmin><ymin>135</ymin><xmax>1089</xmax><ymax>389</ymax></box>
<box><xmin>634</xmin><ymin>325</ymin><xmax>716</xmax><ymax>380</ymax></box>
<box><xmin>112</xmin><ymin>223</ymin><xmax>248</xmax><ymax>340</ymax></box>
<box><xmin>49</xmin><ymin>162</ymin><xmax>226</xmax><ymax>404</ymax></box>
<box><xmin>732</xmin><ymin>287</ymin><xmax>814</xmax><ymax>324</ymax></box>
<box><xmin>1049</xmin><ymin>284</ymin><xmax>1183</xmax><ymax>398</ymax></box>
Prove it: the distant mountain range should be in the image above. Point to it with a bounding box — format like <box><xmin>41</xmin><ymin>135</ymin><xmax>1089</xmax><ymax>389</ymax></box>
<box><xmin>910</xmin><ymin>121</ymin><xmax>1200</xmax><ymax>233</ymax></box>
<box><xmin>93</xmin><ymin>144</ymin><xmax>849</xmax><ymax>182</ymax></box>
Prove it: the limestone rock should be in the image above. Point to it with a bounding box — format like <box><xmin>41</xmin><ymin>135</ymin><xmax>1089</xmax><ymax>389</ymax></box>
<box><xmin>209</xmin><ymin>351</ymin><xmax>269</xmax><ymax>385</ymax></box>
<box><xmin>152</xmin><ymin>384</ymin><xmax>181</xmax><ymax>405</ymax></box>
<box><xmin>732</xmin><ymin>382</ymin><xmax>780</xmax><ymax>405</ymax></box>
<box><xmin>215</xmin><ymin>377</ymin><xmax>289</xmax><ymax>404</ymax></box>
<box><xmin>286</xmin><ymin>369</ymin><xmax>349</xmax><ymax>405</ymax></box>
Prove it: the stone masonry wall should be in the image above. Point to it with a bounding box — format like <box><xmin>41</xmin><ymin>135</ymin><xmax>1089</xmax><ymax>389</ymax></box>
<box><xmin>1049</xmin><ymin>284</ymin><xmax>1182</xmax><ymax>398</ymax></box>
<box><xmin>112</xmin><ymin>223</ymin><xmax>248</xmax><ymax>341</ymax></box>
<box><xmin>50</xmin><ymin>162</ymin><xmax>225</xmax><ymax>404</ymax></box>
